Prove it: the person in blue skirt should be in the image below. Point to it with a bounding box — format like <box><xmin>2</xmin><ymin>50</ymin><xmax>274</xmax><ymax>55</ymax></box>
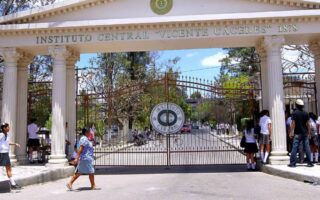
<box><xmin>0</xmin><ymin>123</ymin><xmax>21</xmax><ymax>189</ymax></box>
<box><xmin>66</xmin><ymin>128</ymin><xmax>96</xmax><ymax>190</ymax></box>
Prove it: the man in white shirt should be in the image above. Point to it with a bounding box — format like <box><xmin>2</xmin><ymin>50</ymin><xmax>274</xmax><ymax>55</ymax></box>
<box><xmin>27</xmin><ymin>119</ymin><xmax>40</xmax><ymax>163</ymax></box>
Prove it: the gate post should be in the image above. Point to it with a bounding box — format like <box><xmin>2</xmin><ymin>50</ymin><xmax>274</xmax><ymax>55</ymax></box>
<box><xmin>263</xmin><ymin>36</ymin><xmax>289</xmax><ymax>165</ymax></box>
<box><xmin>310</xmin><ymin>40</ymin><xmax>320</xmax><ymax>114</ymax></box>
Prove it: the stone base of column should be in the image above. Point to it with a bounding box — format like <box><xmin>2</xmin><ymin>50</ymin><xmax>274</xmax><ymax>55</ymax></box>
<box><xmin>269</xmin><ymin>151</ymin><xmax>289</xmax><ymax>165</ymax></box>
<box><xmin>9</xmin><ymin>155</ymin><xmax>18</xmax><ymax>166</ymax></box>
<box><xmin>16</xmin><ymin>154</ymin><xmax>28</xmax><ymax>165</ymax></box>
<box><xmin>46</xmin><ymin>155</ymin><xmax>68</xmax><ymax>167</ymax></box>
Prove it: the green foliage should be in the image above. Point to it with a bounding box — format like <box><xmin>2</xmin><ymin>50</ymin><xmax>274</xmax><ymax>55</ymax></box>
<box><xmin>191</xmin><ymin>101</ymin><xmax>216</xmax><ymax>124</ymax></box>
<box><xmin>219</xmin><ymin>47</ymin><xmax>260</xmax><ymax>77</ymax></box>
<box><xmin>190</xmin><ymin>91</ymin><xmax>202</xmax><ymax>99</ymax></box>
<box><xmin>95</xmin><ymin>120</ymin><xmax>105</xmax><ymax>139</ymax></box>
<box><xmin>44</xmin><ymin>114</ymin><xmax>52</xmax><ymax>132</ymax></box>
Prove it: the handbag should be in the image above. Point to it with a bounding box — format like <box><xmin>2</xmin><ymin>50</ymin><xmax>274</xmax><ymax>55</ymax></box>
<box><xmin>240</xmin><ymin>135</ymin><xmax>246</xmax><ymax>148</ymax></box>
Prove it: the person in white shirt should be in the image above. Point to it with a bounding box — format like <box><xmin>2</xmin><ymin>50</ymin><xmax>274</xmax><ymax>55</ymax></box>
<box><xmin>244</xmin><ymin>119</ymin><xmax>258</xmax><ymax>170</ymax></box>
<box><xmin>27</xmin><ymin>119</ymin><xmax>40</xmax><ymax>163</ymax></box>
<box><xmin>0</xmin><ymin>123</ymin><xmax>21</xmax><ymax>189</ymax></box>
<box><xmin>259</xmin><ymin>110</ymin><xmax>272</xmax><ymax>164</ymax></box>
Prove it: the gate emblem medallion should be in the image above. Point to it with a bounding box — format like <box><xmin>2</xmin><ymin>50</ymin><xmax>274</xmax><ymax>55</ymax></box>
<box><xmin>150</xmin><ymin>102</ymin><xmax>185</xmax><ymax>134</ymax></box>
<box><xmin>150</xmin><ymin>0</ymin><xmax>173</xmax><ymax>15</ymax></box>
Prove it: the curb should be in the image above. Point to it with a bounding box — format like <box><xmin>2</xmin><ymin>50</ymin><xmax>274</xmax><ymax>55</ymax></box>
<box><xmin>261</xmin><ymin>165</ymin><xmax>320</xmax><ymax>184</ymax></box>
<box><xmin>15</xmin><ymin>166</ymin><xmax>75</xmax><ymax>187</ymax></box>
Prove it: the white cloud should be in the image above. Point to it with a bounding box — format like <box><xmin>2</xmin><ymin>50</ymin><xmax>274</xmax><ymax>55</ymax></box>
<box><xmin>185</xmin><ymin>52</ymin><xmax>198</xmax><ymax>58</ymax></box>
<box><xmin>201</xmin><ymin>52</ymin><xmax>228</xmax><ymax>67</ymax></box>
<box><xmin>282</xmin><ymin>48</ymin><xmax>300</xmax><ymax>63</ymax></box>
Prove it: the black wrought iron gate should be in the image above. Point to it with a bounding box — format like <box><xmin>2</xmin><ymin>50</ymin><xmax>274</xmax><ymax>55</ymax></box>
<box><xmin>83</xmin><ymin>73</ymin><xmax>261</xmax><ymax>166</ymax></box>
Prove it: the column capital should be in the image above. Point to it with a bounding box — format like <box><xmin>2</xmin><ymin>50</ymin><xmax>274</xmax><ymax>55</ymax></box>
<box><xmin>48</xmin><ymin>45</ymin><xmax>70</xmax><ymax>61</ymax></box>
<box><xmin>0</xmin><ymin>47</ymin><xmax>22</xmax><ymax>64</ymax></box>
<box><xmin>255</xmin><ymin>42</ymin><xmax>267</xmax><ymax>61</ymax></box>
<box><xmin>263</xmin><ymin>35</ymin><xmax>285</xmax><ymax>52</ymax></box>
<box><xmin>18</xmin><ymin>52</ymin><xmax>33</xmax><ymax>68</ymax></box>
<box><xmin>66</xmin><ymin>49</ymin><xmax>80</xmax><ymax>68</ymax></box>
<box><xmin>309</xmin><ymin>39</ymin><xmax>320</xmax><ymax>58</ymax></box>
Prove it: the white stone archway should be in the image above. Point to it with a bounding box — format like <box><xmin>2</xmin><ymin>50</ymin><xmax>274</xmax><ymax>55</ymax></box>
<box><xmin>1</xmin><ymin>0</ymin><xmax>320</xmax><ymax>165</ymax></box>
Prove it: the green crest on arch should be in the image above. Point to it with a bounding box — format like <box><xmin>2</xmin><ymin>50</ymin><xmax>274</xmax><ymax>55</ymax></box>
<box><xmin>150</xmin><ymin>0</ymin><xmax>173</xmax><ymax>15</ymax></box>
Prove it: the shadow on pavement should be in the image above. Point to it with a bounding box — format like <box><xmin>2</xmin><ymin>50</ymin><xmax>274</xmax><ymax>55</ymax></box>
<box><xmin>95</xmin><ymin>164</ymin><xmax>256</xmax><ymax>175</ymax></box>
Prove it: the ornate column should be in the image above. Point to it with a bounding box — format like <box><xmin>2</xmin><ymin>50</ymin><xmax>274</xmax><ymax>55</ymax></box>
<box><xmin>0</xmin><ymin>48</ymin><xmax>21</xmax><ymax>164</ymax></box>
<box><xmin>263</xmin><ymin>35</ymin><xmax>289</xmax><ymax>165</ymax></box>
<box><xmin>47</xmin><ymin>46</ymin><xmax>69</xmax><ymax>166</ymax></box>
<box><xmin>309</xmin><ymin>40</ymin><xmax>320</xmax><ymax>114</ymax></box>
<box><xmin>256</xmin><ymin>45</ymin><xmax>269</xmax><ymax>110</ymax></box>
<box><xmin>16</xmin><ymin>53</ymin><xmax>33</xmax><ymax>163</ymax></box>
<box><xmin>66</xmin><ymin>50</ymin><xmax>79</xmax><ymax>157</ymax></box>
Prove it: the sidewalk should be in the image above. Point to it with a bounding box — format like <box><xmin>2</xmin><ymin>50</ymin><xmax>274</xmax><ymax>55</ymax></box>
<box><xmin>0</xmin><ymin>164</ymin><xmax>74</xmax><ymax>191</ymax></box>
<box><xmin>211</xmin><ymin>131</ymin><xmax>320</xmax><ymax>185</ymax></box>
<box><xmin>261</xmin><ymin>164</ymin><xmax>320</xmax><ymax>184</ymax></box>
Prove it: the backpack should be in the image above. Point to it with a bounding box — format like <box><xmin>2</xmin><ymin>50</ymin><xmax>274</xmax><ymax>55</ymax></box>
<box><xmin>254</xmin><ymin>125</ymin><xmax>261</xmax><ymax>136</ymax></box>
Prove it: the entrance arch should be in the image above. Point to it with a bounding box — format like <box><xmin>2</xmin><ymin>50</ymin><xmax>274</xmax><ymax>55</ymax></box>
<box><xmin>1</xmin><ymin>0</ymin><xmax>320</xmax><ymax>165</ymax></box>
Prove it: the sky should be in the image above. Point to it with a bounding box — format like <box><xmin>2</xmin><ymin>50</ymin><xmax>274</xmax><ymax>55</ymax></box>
<box><xmin>76</xmin><ymin>47</ymin><xmax>313</xmax><ymax>83</ymax></box>
<box><xmin>76</xmin><ymin>48</ymin><xmax>227</xmax><ymax>81</ymax></box>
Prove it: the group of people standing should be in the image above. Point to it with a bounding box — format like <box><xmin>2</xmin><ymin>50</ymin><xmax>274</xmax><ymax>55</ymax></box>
<box><xmin>243</xmin><ymin>109</ymin><xmax>271</xmax><ymax>170</ymax></box>
<box><xmin>243</xmin><ymin>98</ymin><xmax>319</xmax><ymax>170</ymax></box>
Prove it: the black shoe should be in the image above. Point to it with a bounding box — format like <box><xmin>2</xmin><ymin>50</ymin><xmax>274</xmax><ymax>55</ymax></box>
<box><xmin>307</xmin><ymin>163</ymin><xmax>314</xmax><ymax>167</ymax></box>
<box><xmin>11</xmin><ymin>184</ymin><xmax>22</xmax><ymax>190</ymax></box>
<box><xmin>287</xmin><ymin>164</ymin><xmax>296</xmax><ymax>168</ymax></box>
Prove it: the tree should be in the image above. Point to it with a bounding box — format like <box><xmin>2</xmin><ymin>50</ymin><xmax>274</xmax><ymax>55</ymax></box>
<box><xmin>219</xmin><ymin>47</ymin><xmax>260</xmax><ymax>78</ymax></box>
<box><xmin>190</xmin><ymin>91</ymin><xmax>202</xmax><ymax>99</ymax></box>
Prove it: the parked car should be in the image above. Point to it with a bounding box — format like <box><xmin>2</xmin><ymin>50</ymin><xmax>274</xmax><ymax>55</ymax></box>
<box><xmin>192</xmin><ymin>124</ymin><xmax>199</xmax><ymax>129</ymax></box>
<box><xmin>180</xmin><ymin>124</ymin><xmax>191</xmax><ymax>133</ymax></box>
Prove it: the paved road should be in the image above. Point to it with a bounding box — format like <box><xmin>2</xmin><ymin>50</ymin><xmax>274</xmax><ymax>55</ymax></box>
<box><xmin>2</xmin><ymin>165</ymin><xmax>320</xmax><ymax>200</ymax></box>
<box><xmin>94</xmin><ymin>128</ymin><xmax>245</xmax><ymax>166</ymax></box>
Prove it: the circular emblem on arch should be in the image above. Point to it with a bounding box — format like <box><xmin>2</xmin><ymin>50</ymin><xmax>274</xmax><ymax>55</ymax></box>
<box><xmin>150</xmin><ymin>102</ymin><xmax>185</xmax><ymax>135</ymax></box>
<box><xmin>150</xmin><ymin>0</ymin><xmax>173</xmax><ymax>15</ymax></box>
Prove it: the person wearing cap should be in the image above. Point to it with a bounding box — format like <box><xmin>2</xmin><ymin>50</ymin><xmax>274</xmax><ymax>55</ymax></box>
<box><xmin>0</xmin><ymin>123</ymin><xmax>22</xmax><ymax>189</ymax></box>
<box><xmin>288</xmin><ymin>99</ymin><xmax>314</xmax><ymax>167</ymax></box>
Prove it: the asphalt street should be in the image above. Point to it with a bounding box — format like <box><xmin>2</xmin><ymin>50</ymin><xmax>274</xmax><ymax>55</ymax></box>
<box><xmin>94</xmin><ymin>128</ymin><xmax>245</xmax><ymax>166</ymax></box>
<box><xmin>2</xmin><ymin>165</ymin><xmax>320</xmax><ymax>200</ymax></box>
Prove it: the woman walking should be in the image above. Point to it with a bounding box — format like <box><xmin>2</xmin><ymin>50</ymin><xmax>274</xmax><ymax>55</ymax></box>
<box><xmin>244</xmin><ymin>120</ymin><xmax>258</xmax><ymax>170</ymax></box>
<box><xmin>0</xmin><ymin>123</ymin><xmax>21</xmax><ymax>189</ymax></box>
<box><xmin>66</xmin><ymin>128</ymin><xmax>96</xmax><ymax>190</ymax></box>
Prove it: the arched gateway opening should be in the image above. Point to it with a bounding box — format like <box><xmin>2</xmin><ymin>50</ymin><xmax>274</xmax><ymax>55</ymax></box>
<box><xmin>1</xmin><ymin>0</ymin><xmax>320</xmax><ymax>166</ymax></box>
<box><xmin>82</xmin><ymin>71</ymin><xmax>260</xmax><ymax>166</ymax></box>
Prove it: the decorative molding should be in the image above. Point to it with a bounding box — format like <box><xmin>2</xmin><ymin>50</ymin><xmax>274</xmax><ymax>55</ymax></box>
<box><xmin>17</xmin><ymin>52</ymin><xmax>33</xmax><ymax>68</ymax></box>
<box><xmin>0</xmin><ymin>15</ymin><xmax>319</xmax><ymax>37</ymax></box>
<box><xmin>0</xmin><ymin>47</ymin><xmax>22</xmax><ymax>64</ymax></box>
<box><xmin>66</xmin><ymin>48</ymin><xmax>80</xmax><ymax>67</ymax></box>
<box><xmin>48</xmin><ymin>45</ymin><xmax>70</xmax><ymax>61</ymax></box>
<box><xmin>263</xmin><ymin>35</ymin><xmax>286</xmax><ymax>52</ymax></box>
<box><xmin>0</xmin><ymin>0</ymin><xmax>116</xmax><ymax>25</ymax></box>
<box><xmin>250</xmin><ymin>0</ymin><xmax>320</xmax><ymax>9</ymax></box>
<box><xmin>309</xmin><ymin>39</ymin><xmax>320</xmax><ymax>59</ymax></box>
<box><xmin>1</xmin><ymin>0</ymin><xmax>320</xmax><ymax>26</ymax></box>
